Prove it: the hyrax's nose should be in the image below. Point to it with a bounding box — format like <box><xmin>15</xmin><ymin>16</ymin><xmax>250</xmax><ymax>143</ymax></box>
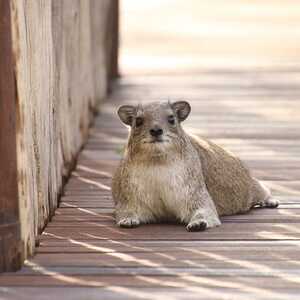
<box><xmin>150</xmin><ymin>126</ymin><xmax>163</xmax><ymax>137</ymax></box>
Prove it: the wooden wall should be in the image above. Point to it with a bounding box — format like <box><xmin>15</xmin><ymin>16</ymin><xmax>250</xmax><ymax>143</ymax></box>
<box><xmin>0</xmin><ymin>0</ymin><xmax>22</xmax><ymax>272</ymax></box>
<box><xmin>0</xmin><ymin>0</ymin><xmax>118</xmax><ymax>270</ymax></box>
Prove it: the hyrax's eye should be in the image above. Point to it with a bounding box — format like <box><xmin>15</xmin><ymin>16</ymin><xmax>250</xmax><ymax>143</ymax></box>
<box><xmin>168</xmin><ymin>115</ymin><xmax>175</xmax><ymax>125</ymax></box>
<box><xmin>135</xmin><ymin>117</ymin><xmax>143</xmax><ymax>127</ymax></box>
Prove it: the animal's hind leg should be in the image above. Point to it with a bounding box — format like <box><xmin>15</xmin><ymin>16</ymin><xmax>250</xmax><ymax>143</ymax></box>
<box><xmin>252</xmin><ymin>179</ymin><xmax>279</xmax><ymax>209</ymax></box>
<box><xmin>257</xmin><ymin>197</ymin><xmax>279</xmax><ymax>209</ymax></box>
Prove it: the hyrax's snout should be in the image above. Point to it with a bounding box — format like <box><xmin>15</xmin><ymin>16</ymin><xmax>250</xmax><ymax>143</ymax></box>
<box><xmin>150</xmin><ymin>125</ymin><xmax>163</xmax><ymax>137</ymax></box>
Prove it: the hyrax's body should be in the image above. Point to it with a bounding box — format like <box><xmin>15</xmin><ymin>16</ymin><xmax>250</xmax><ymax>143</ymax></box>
<box><xmin>112</xmin><ymin>101</ymin><xmax>278</xmax><ymax>231</ymax></box>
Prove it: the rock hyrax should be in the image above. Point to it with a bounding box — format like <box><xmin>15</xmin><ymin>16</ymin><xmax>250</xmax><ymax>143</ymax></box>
<box><xmin>112</xmin><ymin>101</ymin><xmax>279</xmax><ymax>231</ymax></box>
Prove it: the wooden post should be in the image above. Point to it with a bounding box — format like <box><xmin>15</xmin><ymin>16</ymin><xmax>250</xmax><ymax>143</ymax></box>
<box><xmin>0</xmin><ymin>0</ymin><xmax>22</xmax><ymax>272</ymax></box>
<box><xmin>110</xmin><ymin>0</ymin><xmax>119</xmax><ymax>79</ymax></box>
<box><xmin>107</xmin><ymin>0</ymin><xmax>119</xmax><ymax>85</ymax></box>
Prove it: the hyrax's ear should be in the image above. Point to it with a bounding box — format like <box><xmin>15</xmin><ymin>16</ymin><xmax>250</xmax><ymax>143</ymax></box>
<box><xmin>171</xmin><ymin>101</ymin><xmax>191</xmax><ymax>122</ymax></box>
<box><xmin>117</xmin><ymin>105</ymin><xmax>136</xmax><ymax>126</ymax></box>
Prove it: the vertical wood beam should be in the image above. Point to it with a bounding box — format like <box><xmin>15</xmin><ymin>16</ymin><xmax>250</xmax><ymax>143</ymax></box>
<box><xmin>108</xmin><ymin>0</ymin><xmax>119</xmax><ymax>81</ymax></box>
<box><xmin>0</xmin><ymin>0</ymin><xmax>22</xmax><ymax>272</ymax></box>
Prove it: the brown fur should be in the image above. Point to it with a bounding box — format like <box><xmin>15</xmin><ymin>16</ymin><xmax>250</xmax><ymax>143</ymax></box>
<box><xmin>112</xmin><ymin>101</ymin><xmax>278</xmax><ymax>231</ymax></box>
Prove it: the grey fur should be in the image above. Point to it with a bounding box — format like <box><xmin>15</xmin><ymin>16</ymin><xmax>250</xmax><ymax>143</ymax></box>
<box><xmin>112</xmin><ymin>101</ymin><xmax>279</xmax><ymax>231</ymax></box>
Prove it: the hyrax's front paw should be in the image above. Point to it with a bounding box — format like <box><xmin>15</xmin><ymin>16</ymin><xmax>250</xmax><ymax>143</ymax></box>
<box><xmin>117</xmin><ymin>217</ymin><xmax>140</xmax><ymax>228</ymax></box>
<box><xmin>186</xmin><ymin>220</ymin><xmax>207</xmax><ymax>232</ymax></box>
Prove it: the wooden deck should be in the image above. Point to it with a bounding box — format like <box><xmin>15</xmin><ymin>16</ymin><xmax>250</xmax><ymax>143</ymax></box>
<box><xmin>1</xmin><ymin>71</ymin><xmax>300</xmax><ymax>299</ymax></box>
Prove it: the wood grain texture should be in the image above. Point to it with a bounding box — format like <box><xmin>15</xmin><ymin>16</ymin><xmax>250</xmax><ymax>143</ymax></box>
<box><xmin>0</xmin><ymin>0</ymin><xmax>22</xmax><ymax>271</ymax></box>
<box><xmin>1</xmin><ymin>70</ymin><xmax>299</xmax><ymax>298</ymax></box>
<box><xmin>7</xmin><ymin>0</ymin><xmax>118</xmax><ymax>260</ymax></box>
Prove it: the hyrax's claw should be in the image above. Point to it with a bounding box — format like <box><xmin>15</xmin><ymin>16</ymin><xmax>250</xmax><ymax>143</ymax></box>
<box><xmin>186</xmin><ymin>220</ymin><xmax>207</xmax><ymax>232</ymax></box>
<box><xmin>117</xmin><ymin>217</ymin><xmax>140</xmax><ymax>228</ymax></box>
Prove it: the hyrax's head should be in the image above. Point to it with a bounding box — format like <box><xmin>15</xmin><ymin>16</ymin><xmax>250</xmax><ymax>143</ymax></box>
<box><xmin>117</xmin><ymin>101</ymin><xmax>191</xmax><ymax>157</ymax></box>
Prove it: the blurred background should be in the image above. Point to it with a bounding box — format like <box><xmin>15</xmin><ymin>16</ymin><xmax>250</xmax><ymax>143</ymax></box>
<box><xmin>120</xmin><ymin>0</ymin><xmax>300</xmax><ymax>75</ymax></box>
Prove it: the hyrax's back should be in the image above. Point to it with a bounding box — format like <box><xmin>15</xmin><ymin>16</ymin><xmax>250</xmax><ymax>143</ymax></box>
<box><xmin>189</xmin><ymin>135</ymin><xmax>268</xmax><ymax>216</ymax></box>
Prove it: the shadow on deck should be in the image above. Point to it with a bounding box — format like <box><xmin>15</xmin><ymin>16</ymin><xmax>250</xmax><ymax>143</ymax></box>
<box><xmin>1</xmin><ymin>72</ymin><xmax>300</xmax><ymax>299</ymax></box>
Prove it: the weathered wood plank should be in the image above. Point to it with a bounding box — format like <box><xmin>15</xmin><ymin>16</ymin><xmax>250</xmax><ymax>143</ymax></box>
<box><xmin>35</xmin><ymin>238</ymin><xmax>300</xmax><ymax>248</ymax></box>
<box><xmin>1</xmin><ymin>274</ymin><xmax>300</xmax><ymax>289</ymax></box>
<box><xmin>1</xmin><ymin>287</ymin><xmax>300</xmax><ymax>300</ymax></box>
<box><xmin>28</xmin><ymin>250</ymin><xmax>300</xmax><ymax>265</ymax></box>
<box><xmin>35</xmin><ymin>245</ymin><xmax>300</xmax><ymax>254</ymax></box>
<box><xmin>0</xmin><ymin>0</ymin><xmax>22</xmax><ymax>272</ymax></box>
<box><xmin>8</xmin><ymin>0</ymin><xmax>118</xmax><ymax>263</ymax></box>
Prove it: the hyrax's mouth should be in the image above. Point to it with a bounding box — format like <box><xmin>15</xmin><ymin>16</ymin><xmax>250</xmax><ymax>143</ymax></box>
<box><xmin>149</xmin><ymin>139</ymin><xmax>164</xmax><ymax>144</ymax></box>
<box><xmin>144</xmin><ymin>137</ymin><xmax>168</xmax><ymax>144</ymax></box>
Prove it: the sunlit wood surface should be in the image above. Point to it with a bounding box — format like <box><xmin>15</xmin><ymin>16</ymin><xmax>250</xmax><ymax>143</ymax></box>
<box><xmin>1</xmin><ymin>0</ymin><xmax>300</xmax><ymax>299</ymax></box>
<box><xmin>1</xmin><ymin>72</ymin><xmax>300</xmax><ymax>299</ymax></box>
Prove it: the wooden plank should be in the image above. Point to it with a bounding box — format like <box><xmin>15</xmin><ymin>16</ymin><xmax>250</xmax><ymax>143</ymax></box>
<box><xmin>1</xmin><ymin>274</ymin><xmax>300</xmax><ymax>289</ymax></box>
<box><xmin>39</xmin><ymin>239</ymin><xmax>300</xmax><ymax>247</ymax></box>
<box><xmin>107</xmin><ymin>0</ymin><xmax>119</xmax><ymax>81</ymax></box>
<box><xmin>35</xmin><ymin>245</ymin><xmax>300</xmax><ymax>254</ymax></box>
<box><xmin>51</xmin><ymin>209</ymin><xmax>300</xmax><ymax>220</ymax></box>
<box><xmin>1</xmin><ymin>287</ymin><xmax>300</xmax><ymax>300</ymax></box>
<box><xmin>35</xmin><ymin>239</ymin><xmax>300</xmax><ymax>250</ymax></box>
<box><xmin>8</xmin><ymin>0</ymin><xmax>118</xmax><ymax>263</ymax></box>
<box><xmin>0</xmin><ymin>0</ymin><xmax>22</xmax><ymax>272</ymax></box>
<box><xmin>38</xmin><ymin>224</ymin><xmax>300</xmax><ymax>242</ymax></box>
<box><xmin>28</xmin><ymin>251</ymin><xmax>300</xmax><ymax>266</ymax></box>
